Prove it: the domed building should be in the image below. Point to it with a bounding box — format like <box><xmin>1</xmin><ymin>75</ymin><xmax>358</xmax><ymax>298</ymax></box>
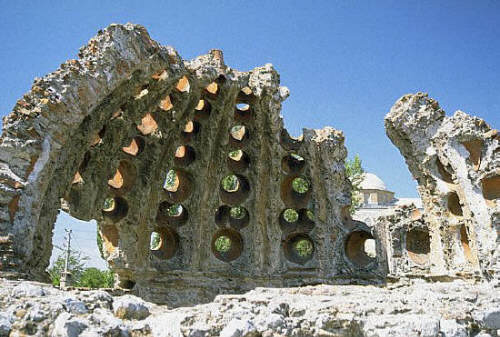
<box><xmin>359</xmin><ymin>173</ymin><xmax>395</xmax><ymax>206</ymax></box>
<box><xmin>353</xmin><ymin>172</ymin><xmax>422</xmax><ymax>225</ymax></box>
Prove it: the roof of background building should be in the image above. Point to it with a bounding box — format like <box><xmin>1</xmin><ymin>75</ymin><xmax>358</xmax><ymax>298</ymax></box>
<box><xmin>395</xmin><ymin>198</ymin><xmax>423</xmax><ymax>209</ymax></box>
<box><xmin>360</xmin><ymin>173</ymin><xmax>390</xmax><ymax>192</ymax></box>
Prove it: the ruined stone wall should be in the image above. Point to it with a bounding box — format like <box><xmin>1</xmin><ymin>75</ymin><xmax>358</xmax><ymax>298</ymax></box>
<box><xmin>0</xmin><ymin>24</ymin><xmax>390</xmax><ymax>306</ymax></box>
<box><xmin>385</xmin><ymin>93</ymin><xmax>499</xmax><ymax>278</ymax></box>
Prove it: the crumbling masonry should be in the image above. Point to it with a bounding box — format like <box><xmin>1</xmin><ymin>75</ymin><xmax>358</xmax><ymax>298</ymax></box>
<box><xmin>0</xmin><ymin>24</ymin><xmax>497</xmax><ymax>305</ymax></box>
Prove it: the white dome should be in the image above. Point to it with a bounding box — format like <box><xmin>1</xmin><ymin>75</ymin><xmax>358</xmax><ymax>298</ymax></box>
<box><xmin>360</xmin><ymin>173</ymin><xmax>387</xmax><ymax>191</ymax></box>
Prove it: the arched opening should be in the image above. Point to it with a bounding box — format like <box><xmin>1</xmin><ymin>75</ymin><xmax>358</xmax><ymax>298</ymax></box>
<box><xmin>48</xmin><ymin>211</ymin><xmax>113</xmax><ymax>289</ymax></box>
<box><xmin>406</xmin><ymin>229</ymin><xmax>430</xmax><ymax>265</ymax></box>
<box><xmin>345</xmin><ymin>230</ymin><xmax>376</xmax><ymax>268</ymax></box>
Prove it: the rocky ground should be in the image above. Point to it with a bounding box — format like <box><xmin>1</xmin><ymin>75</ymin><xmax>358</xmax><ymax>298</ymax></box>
<box><xmin>0</xmin><ymin>278</ymin><xmax>499</xmax><ymax>337</ymax></box>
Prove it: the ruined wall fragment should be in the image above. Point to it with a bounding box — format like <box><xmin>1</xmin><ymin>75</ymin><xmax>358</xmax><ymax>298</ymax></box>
<box><xmin>385</xmin><ymin>93</ymin><xmax>499</xmax><ymax>278</ymax></box>
<box><xmin>0</xmin><ymin>24</ymin><xmax>388</xmax><ymax>306</ymax></box>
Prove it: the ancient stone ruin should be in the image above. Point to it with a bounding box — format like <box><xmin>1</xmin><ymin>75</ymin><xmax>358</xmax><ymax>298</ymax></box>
<box><xmin>384</xmin><ymin>94</ymin><xmax>499</xmax><ymax>279</ymax></box>
<box><xmin>0</xmin><ymin>24</ymin><xmax>498</xmax><ymax>309</ymax></box>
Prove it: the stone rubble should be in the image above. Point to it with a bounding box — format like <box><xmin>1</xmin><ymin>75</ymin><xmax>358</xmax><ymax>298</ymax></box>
<box><xmin>0</xmin><ymin>278</ymin><xmax>499</xmax><ymax>337</ymax></box>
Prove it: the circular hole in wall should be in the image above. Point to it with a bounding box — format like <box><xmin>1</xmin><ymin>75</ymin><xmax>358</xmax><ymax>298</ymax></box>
<box><xmin>137</xmin><ymin>113</ymin><xmax>158</xmax><ymax>135</ymax></box>
<box><xmin>283</xmin><ymin>233</ymin><xmax>314</xmax><ymax>265</ymax></box>
<box><xmin>176</xmin><ymin>76</ymin><xmax>190</xmax><ymax>93</ymax></box>
<box><xmin>205</xmin><ymin>82</ymin><xmax>219</xmax><ymax>96</ymax></box>
<box><xmin>211</xmin><ymin>229</ymin><xmax>243</xmax><ymax>262</ymax></box>
<box><xmin>194</xmin><ymin>99</ymin><xmax>211</xmax><ymax>121</ymax></box>
<box><xmin>100</xmin><ymin>224</ymin><xmax>119</xmax><ymax>255</ymax></box>
<box><xmin>292</xmin><ymin>177</ymin><xmax>309</xmax><ymax>194</ymax></box>
<box><xmin>122</xmin><ymin>137</ymin><xmax>145</xmax><ymax>156</ymax></box>
<box><xmin>237</xmin><ymin>87</ymin><xmax>256</xmax><ymax>103</ymax></box>
<box><xmin>229</xmin><ymin>125</ymin><xmax>250</xmax><ymax>148</ymax></box>
<box><xmin>163</xmin><ymin>169</ymin><xmax>193</xmax><ymax>203</ymax></box>
<box><xmin>227</xmin><ymin>150</ymin><xmax>250</xmax><ymax>173</ymax></box>
<box><xmin>345</xmin><ymin>230</ymin><xmax>376</xmax><ymax>268</ymax></box>
<box><xmin>297</xmin><ymin>208</ymin><xmax>315</xmax><ymax>232</ymax></box>
<box><xmin>119</xmin><ymin>280</ymin><xmax>136</xmax><ymax>290</ymax></box>
<box><xmin>174</xmin><ymin>145</ymin><xmax>196</xmax><ymax>167</ymax></box>
<box><xmin>279</xmin><ymin>208</ymin><xmax>299</xmax><ymax>231</ymax></box>
<box><xmin>280</xmin><ymin>175</ymin><xmax>311</xmax><ymax>209</ymax></box>
<box><xmin>102</xmin><ymin>197</ymin><xmax>128</xmax><ymax>222</ymax></box>
<box><xmin>280</xmin><ymin>129</ymin><xmax>303</xmax><ymax>151</ymax></box>
<box><xmin>150</xmin><ymin>227</ymin><xmax>179</xmax><ymax>259</ymax></box>
<box><xmin>159</xmin><ymin>94</ymin><xmax>173</xmax><ymax>111</ymax></box>
<box><xmin>460</xmin><ymin>224</ymin><xmax>474</xmax><ymax>263</ymax></box>
<box><xmin>134</xmin><ymin>84</ymin><xmax>149</xmax><ymax>100</ymax></box>
<box><xmin>228</xmin><ymin>206</ymin><xmax>249</xmax><ymax>230</ymax></box>
<box><xmin>281</xmin><ymin>154</ymin><xmax>305</xmax><ymax>174</ymax></box>
<box><xmin>220</xmin><ymin>174</ymin><xmax>250</xmax><ymax>206</ymax></box>
<box><xmin>447</xmin><ymin>192</ymin><xmax>463</xmax><ymax>217</ymax></box>
<box><xmin>406</xmin><ymin>228</ymin><xmax>430</xmax><ymax>265</ymax></box>
<box><xmin>215</xmin><ymin>205</ymin><xmax>230</xmax><ymax>227</ymax></box>
<box><xmin>234</xmin><ymin>103</ymin><xmax>251</xmax><ymax>122</ymax></box>
<box><xmin>156</xmin><ymin>201</ymin><xmax>188</xmax><ymax>227</ymax></box>
<box><xmin>107</xmin><ymin>160</ymin><xmax>137</xmax><ymax>194</ymax></box>
<box><xmin>150</xmin><ymin>231</ymin><xmax>162</xmax><ymax>251</ymax></box>
<box><xmin>181</xmin><ymin>120</ymin><xmax>201</xmax><ymax>142</ymax></box>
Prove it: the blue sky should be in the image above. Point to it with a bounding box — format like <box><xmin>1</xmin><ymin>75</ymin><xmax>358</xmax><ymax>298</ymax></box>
<box><xmin>1</xmin><ymin>1</ymin><xmax>499</xmax><ymax>267</ymax></box>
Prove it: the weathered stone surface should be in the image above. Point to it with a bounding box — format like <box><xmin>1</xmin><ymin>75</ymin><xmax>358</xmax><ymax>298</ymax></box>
<box><xmin>112</xmin><ymin>294</ymin><xmax>150</xmax><ymax>320</ymax></box>
<box><xmin>0</xmin><ymin>23</ymin><xmax>386</xmax><ymax>306</ymax></box>
<box><xmin>1</xmin><ymin>278</ymin><xmax>499</xmax><ymax>337</ymax></box>
<box><xmin>385</xmin><ymin>93</ymin><xmax>499</xmax><ymax>278</ymax></box>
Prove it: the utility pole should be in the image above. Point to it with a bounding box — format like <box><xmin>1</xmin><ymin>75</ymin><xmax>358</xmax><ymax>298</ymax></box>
<box><xmin>60</xmin><ymin>229</ymin><xmax>72</xmax><ymax>290</ymax></box>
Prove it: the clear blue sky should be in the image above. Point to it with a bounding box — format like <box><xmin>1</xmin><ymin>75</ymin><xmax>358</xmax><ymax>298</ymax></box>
<box><xmin>1</xmin><ymin>1</ymin><xmax>499</xmax><ymax>198</ymax></box>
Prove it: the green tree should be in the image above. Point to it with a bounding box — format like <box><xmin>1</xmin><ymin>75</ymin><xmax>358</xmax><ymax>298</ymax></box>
<box><xmin>150</xmin><ymin>232</ymin><xmax>161</xmax><ymax>250</ymax></box>
<box><xmin>215</xmin><ymin>236</ymin><xmax>231</xmax><ymax>252</ymax></box>
<box><xmin>48</xmin><ymin>248</ymin><xmax>114</xmax><ymax>288</ymax></box>
<box><xmin>222</xmin><ymin>175</ymin><xmax>239</xmax><ymax>192</ymax></box>
<box><xmin>345</xmin><ymin>154</ymin><xmax>365</xmax><ymax>214</ymax></box>
<box><xmin>77</xmin><ymin>268</ymin><xmax>114</xmax><ymax>288</ymax></box>
<box><xmin>47</xmin><ymin>251</ymin><xmax>88</xmax><ymax>287</ymax></box>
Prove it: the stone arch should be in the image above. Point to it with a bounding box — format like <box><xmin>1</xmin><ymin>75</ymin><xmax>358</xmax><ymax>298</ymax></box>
<box><xmin>0</xmin><ymin>24</ymin><xmax>354</xmax><ymax>307</ymax></box>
